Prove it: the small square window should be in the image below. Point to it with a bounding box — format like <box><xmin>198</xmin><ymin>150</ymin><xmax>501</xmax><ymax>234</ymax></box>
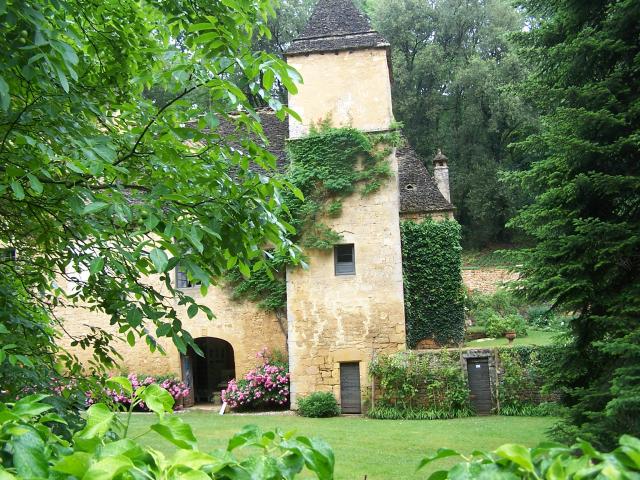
<box><xmin>334</xmin><ymin>244</ymin><xmax>355</xmax><ymax>275</ymax></box>
<box><xmin>176</xmin><ymin>265</ymin><xmax>201</xmax><ymax>288</ymax></box>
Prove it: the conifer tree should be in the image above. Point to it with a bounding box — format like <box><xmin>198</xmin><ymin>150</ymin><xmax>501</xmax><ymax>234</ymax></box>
<box><xmin>509</xmin><ymin>0</ymin><xmax>640</xmax><ymax>447</ymax></box>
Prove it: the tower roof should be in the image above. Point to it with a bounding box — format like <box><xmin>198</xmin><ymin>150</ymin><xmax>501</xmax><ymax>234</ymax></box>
<box><xmin>286</xmin><ymin>0</ymin><xmax>389</xmax><ymax>56</ymax></box>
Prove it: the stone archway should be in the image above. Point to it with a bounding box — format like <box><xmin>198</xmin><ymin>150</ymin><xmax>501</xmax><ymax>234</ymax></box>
<box><xmin>184</xmin><ymin>337</ymin><xmax>235</xmax><ymax>404</ymax></box>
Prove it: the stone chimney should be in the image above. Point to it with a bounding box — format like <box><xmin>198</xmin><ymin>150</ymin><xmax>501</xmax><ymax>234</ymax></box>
<box><xmin>433</xmin><ymin>149</ymin><xmax>451</xmax><ymax>203</ymax></box>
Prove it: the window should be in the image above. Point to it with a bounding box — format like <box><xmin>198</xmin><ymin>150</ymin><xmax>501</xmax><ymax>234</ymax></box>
<box><xmin>176</xmin><ymin>265</ymin><xmax>201</xmax><ymax>288</ymax></box>
<box><xmin>334</xmin><ymin>244</ymin><xmax>355</xmax><ymax>275</ymax></box>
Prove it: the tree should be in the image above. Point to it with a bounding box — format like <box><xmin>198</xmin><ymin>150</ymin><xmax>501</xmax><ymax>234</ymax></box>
<box><xmin>370</xmin><ymin>0</ymin><xmax>537</xmax><ymax>247</ymax></box>
<box><xmin>508</xmin><ymin>0</ymin><xmax>640</xmax><ymax>447</ymax></box>
<box><xmin>0</xmin><ymin>0</ymin><xmax>302</xmax><ymax>377</ymax></box>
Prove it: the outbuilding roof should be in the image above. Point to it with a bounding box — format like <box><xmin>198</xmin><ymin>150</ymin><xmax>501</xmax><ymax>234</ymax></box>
<box><xmin>286</xmin><ymin>0</ymin><xmax>389</xmax><ymax>56</ymax></box>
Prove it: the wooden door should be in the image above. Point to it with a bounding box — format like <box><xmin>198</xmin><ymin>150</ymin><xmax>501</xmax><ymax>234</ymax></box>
<box><xmin>181</xmin><ymin>354</ymin><xmax>195</xmax><ymax>407</ymax></box>
<box><xmin>467</xmin><ymin>357</ymin><xmax>492</xmax><ymax>415</ymax></box>
<box><xmin>340</xmin><ymin>362</ymin><xmax>361</xmax><ymax>414</ymax></box>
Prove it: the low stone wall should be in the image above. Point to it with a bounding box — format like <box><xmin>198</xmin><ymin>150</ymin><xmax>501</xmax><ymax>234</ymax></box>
<box><xmin>462</xmin><ymin>267</ymin><xmax>519</xmax><ymax>294</ymax></box>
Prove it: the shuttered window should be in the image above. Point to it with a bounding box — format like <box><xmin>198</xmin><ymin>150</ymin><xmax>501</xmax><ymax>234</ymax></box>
<box><xmin>334</xmin><ymin>244</ymin><xmax>355</xmax><ymax>275</ymax></box>
<box><xmin>176</xmin><ymin>265</ymin><xmax>201</xmax><ymax>288</ymax></box>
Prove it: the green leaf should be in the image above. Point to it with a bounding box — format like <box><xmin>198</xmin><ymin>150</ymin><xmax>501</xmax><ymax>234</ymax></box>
<box><xmin>140</xmin><ymin>383</ymin><xmax>174</xmax><ymax>413</ymax></box>
<box><xmin>53</xmin><ymin>452</ymin><xmax>92</xmax><ymax>477</ymax></box>
<box><xmin>26</xmin><ymin>174</ymin><xmax>43</xmax><ymax>194</ymax></box>
<box><xmin>82</xmin><ymin>455</ymin><xmax>133</xmax><ymax>480</ymax></box>
<box><xmin>228</xmin><ymin>425</ymin><xmax>260</xmax><ymax>451</ymax></box>
<box><xmin>418</xmin><ymin>448</ymin><xmax>461</xmax><ymax>471</ymax></box>
<box><xmin>150</xmin><ymin>414</ymin><xmax>197</xmax><ymax>449</ymax></box>
<box><xmin>9</xmin><ymin>181</ymin><xmax>24</xmax><ymax>200</ymax></box>
<box><xmin>82</xmin><ymin>201</ymin><xmax>109</xmax><ymax>215</ymax></box>
<box><xmin>494</xmin><ymin>444</ymin><xmax>535</xmax><ymax>472</ymax></box>
<box><xmin>89</xmin><ymin>256</ymin><xmax>105</xmax><ymax>275</ymax></box>
<box><xmin>150</xmin><ymin>248</ymin><xmax>169</xmax><ymax>273</ymax></box>
<box><xmin>76</xmin><ymin>403</ymin><xmax>115</xmax><ymax>441</ymax></box>
<box><xmin>187</xmin><ymin>303</ymin><xmax>199</xmax><ymax>319</ymax></box>
<box><xmin>12</xmin><ymin>429</ymin><xmax>48</xmax><ymax>478</ymax></box>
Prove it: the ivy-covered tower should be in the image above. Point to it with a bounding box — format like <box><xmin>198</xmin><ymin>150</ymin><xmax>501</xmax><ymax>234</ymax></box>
<box><xmin>284</xmin><ymin>0</ymin><xmax>407</xmax><ymax>411</ymax></box>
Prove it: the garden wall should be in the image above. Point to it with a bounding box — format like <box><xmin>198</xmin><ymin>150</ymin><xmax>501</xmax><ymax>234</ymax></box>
<box><xmin>369</xmin><ymin>346</ymin><xmax>559</xmax><ymax>417</ymax></box>
<box><xmin>462</xmin><ymin>267</ymin><xmax>519</xmax><ymax>294</ymax></box>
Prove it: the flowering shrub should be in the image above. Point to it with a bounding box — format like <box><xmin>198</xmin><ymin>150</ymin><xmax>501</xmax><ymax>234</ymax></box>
<box><xmin>222</xmin><ymin>348</ymin><xmax>290</xmax><ymax>410</ymax></box>
<box><xmin>87</xmin><ymin>373</ymin><xmax>190</xmax><ymax>411</ymax></box>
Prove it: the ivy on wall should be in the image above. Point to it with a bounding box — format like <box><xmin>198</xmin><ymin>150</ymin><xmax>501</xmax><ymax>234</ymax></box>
<box><xmin>229</xmin><ymin>125</ymin><xmax>400</xmax><ymax>311</ymax></box>
<box><xmin>368</xmin><ymin>350</ymin><xmax>471</xmax><ymax>419</ymax></box>
<box><xmin>401</xmin><ymin>219</ymin><xmax>465</xmax><ymax>347</ymax></box>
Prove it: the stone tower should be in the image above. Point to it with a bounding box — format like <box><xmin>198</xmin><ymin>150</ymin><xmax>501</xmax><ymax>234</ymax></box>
<box><xmin>284</xmin><ymin>0</ymin><xmax>406</xmax><ymax>411</ymax></box>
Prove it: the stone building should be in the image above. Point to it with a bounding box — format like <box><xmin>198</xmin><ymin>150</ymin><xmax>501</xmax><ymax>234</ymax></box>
<box><xmin>59</xmin><ymin>0</ymin><xmax>455</xmax><ymax>412</ymax></box>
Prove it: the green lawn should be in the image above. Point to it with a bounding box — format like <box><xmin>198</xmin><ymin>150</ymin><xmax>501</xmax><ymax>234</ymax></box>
<box><xmin>465</xmin><ymin>329</ymin><xmax>559</xmax><ymax>348</ymax></box>
<box><xmin>128</xmin><ymin>412</ymin><xmax>554</xmax><ymax>479</ymax></box>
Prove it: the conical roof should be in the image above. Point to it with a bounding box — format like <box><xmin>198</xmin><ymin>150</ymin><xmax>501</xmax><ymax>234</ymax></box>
<box><xmin>286</xmin><ymin>0</ymin><xmax>389</xmax><ymax>56</ymax></box>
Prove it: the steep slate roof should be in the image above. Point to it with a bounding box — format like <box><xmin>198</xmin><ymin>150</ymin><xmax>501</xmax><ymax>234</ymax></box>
<box><xmin>396</xmin><ymin>145</ymin><xmax>454</xmax><ymax>213</ymax></box>
<box><xmin>286</xmin><ymin>0</ymin><xmax>389</xmax><ymax>56</ymax></box>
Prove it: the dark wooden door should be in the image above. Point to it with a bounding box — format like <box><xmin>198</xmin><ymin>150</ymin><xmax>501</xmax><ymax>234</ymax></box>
<box><xmin>340</xmin><ymin>362</ymin><xmax>361</xmax><ymax>413</ymax></box>
<box><xmin>467</xmin><ymin>357</ymin><xmax>492</xmax><ymax>415</ymax></box>
<box><xmin>181</xmin><ymin>355</ymin><xmax>195</xmax><ymax>407</ymax></box>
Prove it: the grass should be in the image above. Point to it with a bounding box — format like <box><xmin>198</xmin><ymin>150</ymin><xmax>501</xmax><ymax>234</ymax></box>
<box><xmin>128</xmin><ymin>412</ymin><xmax>555</xmax><ymax>479</ymax></box>
<box><xmin>465</xmin><ymin>328</ymin><xmax>560</xmax><ymax>348</ymax></box>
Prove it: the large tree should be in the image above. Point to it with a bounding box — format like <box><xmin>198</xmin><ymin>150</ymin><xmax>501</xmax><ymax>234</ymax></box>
<box><xmin>370</xmin><ymin>0</ymin><xmax>537</xmax><ymax>247</ymax></box>
<box><xmin>508</xmin><ymin>0</ymin><xmax>640</xmax><ymax>447</ymax></box>
<box><xmin>0</xmin><ymin>0</ymin><xmax>301</xmax><ymax>385</ymax></box>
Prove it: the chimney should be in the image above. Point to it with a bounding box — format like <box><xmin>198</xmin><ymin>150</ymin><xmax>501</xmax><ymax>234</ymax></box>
<box><xmin>433</xmin><ymin>149</ymin><xmax>451</xmax><ymax>203</ymax></box>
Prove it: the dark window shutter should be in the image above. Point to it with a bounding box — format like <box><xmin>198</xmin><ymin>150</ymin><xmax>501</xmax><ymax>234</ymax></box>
<box><xmin>334</xmin><ymin>244</ymin><xmax>355</xmax><ymax>275</ymax></box>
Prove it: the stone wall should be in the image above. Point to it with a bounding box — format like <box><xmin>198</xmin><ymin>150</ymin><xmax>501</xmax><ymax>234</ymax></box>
<box><xmin>57</xmin><ymin>275</ymin><xmax>287</xmax><ymax>382</ymax></box>
<box><xmin>462</xmin><ymin>267</ymin><xmax>519</xmax><ymax>294</ymax></box>
<box><xmin>286</xmin><ymin>48</ymin><xmax>394</xmax><ymax>139</ymax></box>
<box><xmin>286</xmin><ymin>149</ymin><xmax>406</xmax><ymax>408</ymax></box>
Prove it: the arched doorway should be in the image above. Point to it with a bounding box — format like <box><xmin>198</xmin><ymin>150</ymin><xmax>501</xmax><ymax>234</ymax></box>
<box><xmin>182</xmin><ymin>337</ymin><xmax>235</xmax><ymax>405</ymax></box>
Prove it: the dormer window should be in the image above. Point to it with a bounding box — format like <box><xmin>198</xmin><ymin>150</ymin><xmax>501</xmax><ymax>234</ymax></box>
<box><xmin>334</xmin><ymin>244</ymin><xmax>355</xmax><ymax>275</ymax></box>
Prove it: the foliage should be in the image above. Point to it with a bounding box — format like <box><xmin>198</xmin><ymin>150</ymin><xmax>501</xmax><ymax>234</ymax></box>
<box><xmin>418</xmin><ymin>435</ymin><xmax>640</xmax><ymax>479</ymax></box>
<box><xmin>88</xmin><ymin>374</ymin><xmax>190</xmax><ymax>412</ymax></box>
<box><xmin>367</xmin><ymin>405</ymin><xmax>471</xmax><ymax>421</ymax></box>
<box><xmin>0</xmin><ymin>381</ymin><xmax>335</xmax><ymax>479</ymax></box>
<box><xmin>297</xmin><ymin>392</ymin><xmax>340</xmax><ymax>418</ymax></box>
<box><xmin>506</xmin><ymin>0</ymin><xmax>640</xmax><ymax>448</ymax></box>
<box><xmin>401</xmin><ymin>220</ymin><xmax>464</xmax><ymax>347</ymax></box>
<box><xmin>485</xmin><ymin>313</ymin><xmax>527</xmax><ymax>338</ymax></box>
<box><xmin>369</xmin><ymin>351</ymin><xmax>471</xmax><ymax>417</ymax></box>
<box><xmin>222</xmin><ymin>350</ymin><xmax>290</xmax><ymax>410</ymax></box>
<box><xmin>497</xmin><ymin>346</ymin><xmax>562</xmax><ymax>416</ymax></box>
<box><xmin>0</xmin><ymin>0</ymin><xmax>302</xmax><ymax>365</ymax></box>
<box><xmin>371</xmin><ymin>0</ymin><xmax>538</xmax><ymax>247</ymax></box>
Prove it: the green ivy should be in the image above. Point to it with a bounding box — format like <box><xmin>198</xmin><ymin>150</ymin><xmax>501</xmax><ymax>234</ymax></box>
<box><xmin>229</xmin><ymin>126</ymin><xmax>400</xmax><ymax>311</ymax></box>
<box><xmin>369</xmin><ymin>350</ymin><xmax>471</xmax><ymax>418</ymax></box>
<box><xmin>401</xmin><ymin>220</ymin><xmax>465</xmax><ymax>347</ymax></box>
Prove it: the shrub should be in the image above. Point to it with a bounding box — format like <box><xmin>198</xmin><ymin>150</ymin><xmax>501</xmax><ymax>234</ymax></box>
<box><xmin>222</xmin><ymin>348</ymin><xmax>290</xmax><ymax>410</ymax></box>
<box><xmin>367</xmin><ymin>405</ymin><xmax>471</xmax><ymax>420</ymax></box>
<box><xmin>485</xmin><ymin>313</ymin><xmax>527</xmax><ymax>338</ymax></box>
<box><xmin>297</xmin><ymin>392</ymin><xmax>341</xmax><ymax>417</ymax></box>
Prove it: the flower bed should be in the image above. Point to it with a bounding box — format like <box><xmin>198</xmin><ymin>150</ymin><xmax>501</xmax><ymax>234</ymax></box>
<box><xmin>222</xmin><ymin>349</ymin><xmax>290</xmax><ymax>410</ymax></box>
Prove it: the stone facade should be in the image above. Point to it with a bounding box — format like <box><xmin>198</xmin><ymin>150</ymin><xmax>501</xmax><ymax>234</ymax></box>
<box><xmin>462</xmin><ymin>267</ymin><xmax>519</xmax><ymax>294</ymax></box>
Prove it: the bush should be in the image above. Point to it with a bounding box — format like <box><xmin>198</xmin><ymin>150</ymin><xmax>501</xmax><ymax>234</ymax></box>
<box><xmin>485</xmin><ymin>313</ymin><xmax>527</xmax><ymax>338</ymax></box>
<box><xmin>297</xmin><ymin>392</ymin><xmax>340</xmax><ymax>417</ymax></box>
<box><xmin>222</xmin><ymin>349</ymin><xmax>290</xmax><ymax>410</ymax></box>
<box><xmin>367</xmin><ymin>405</ymin><xmax>471</xmax><ymax>420</ymax></box>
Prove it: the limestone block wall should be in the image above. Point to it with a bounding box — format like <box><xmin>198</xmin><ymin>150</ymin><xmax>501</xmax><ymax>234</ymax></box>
<box><xmin>286</xmin><ymin>149</ymin><xmax>406</xmax><ymax>409</ymax></box>
<box><xmin>57</xmin><ymin>275</ymin><xmax>286</xmax><ymax>380</ymax></box>
<box><xmin>462</xmin><ymin>267</ymin><xmax>519</xmax><ymax>295</ymax></box>
<box><xmin>287</xmin><ymin>48</ymin><xmax>394</xmax><ymax>139</ymax></box>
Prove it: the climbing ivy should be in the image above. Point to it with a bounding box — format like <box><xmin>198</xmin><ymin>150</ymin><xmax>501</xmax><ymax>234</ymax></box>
<box><xmin>401</xmin><ymin>219</ymin><xmax>465</xmax><ymax>347</ymax></box>
<box><xmin>229</xmin><ymin>125</ymin><xmax>400</xmax><ymax>311</ymax></box>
